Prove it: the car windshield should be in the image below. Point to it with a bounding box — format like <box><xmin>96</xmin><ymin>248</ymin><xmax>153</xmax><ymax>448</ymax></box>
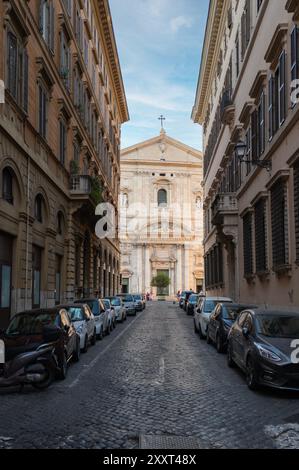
<box><xmin>222</xmin><ymin>306</ymin><xmax>241</xmax><ymax>321</ymax></box>
<box><xmin>85</xmin><ymin>301</ymin><xmax>100</xmax><ymax>316</ymax></box>
<box><xmin>110</xmin><ymin>298</ymin><xmax>121</xmax><ymax>306</ymax></box>
<box><xmin>134</xmin><ymin>295</ymin><xmax>142</xmax><ymax>300</ymax></box>
<box><xmin>66</xmin><ymin>307</ymin><xmax>84</xmax><ymax>322</ymax></box>
<box><xmin>6</xmin><ymin>312</ymin><xmax>57</xmax><ymax>336</ymax></box>
<box><xmin>103</xmin><ymin>300</ymin><xmax>110</xmax><ymax>310</ymax></box>
<box><xmin>204</xmin><ymin>300</ymin><xmax>217</xmax><ymax>313</ymax></box>
<box><xmin>257</xmin><ymin>315</ymin><xmax>299</xmax><ymax>338</ymax></box>
<box><xmin>189</xmin><ymin>295</ymin><xmax>199</xmax><ymax>303</ymax></box>
<box><xmin>119</xmin><ymin>295</ymin><xmax>133</xmax><ymax>302</ymax></box>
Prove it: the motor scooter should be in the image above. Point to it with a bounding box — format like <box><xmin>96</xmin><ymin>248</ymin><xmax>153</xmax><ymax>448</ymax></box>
<box><xmin>0</xmin><ymin>326</ymin><xmax>61</xmax><ymax>391</ymax></box>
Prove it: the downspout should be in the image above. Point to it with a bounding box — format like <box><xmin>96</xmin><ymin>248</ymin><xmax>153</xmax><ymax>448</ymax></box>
<box><xmin>25</xmin><ymin>156</ymin><xmax>30</xmax><ymax>310</ymax></box>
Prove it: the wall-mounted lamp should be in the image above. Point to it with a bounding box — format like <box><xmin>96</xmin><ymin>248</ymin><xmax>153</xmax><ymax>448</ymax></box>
<box><xmin>235</xmin><ymin>140</ymin><xmax>272</xmax><ymax>172</ymax></box>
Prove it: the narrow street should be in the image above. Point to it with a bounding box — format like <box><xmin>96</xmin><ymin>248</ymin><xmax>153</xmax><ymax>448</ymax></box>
<box><xmin>1</xmin><ymin>302</ymin><xmax>299</xmax><ymax>449</ymax></box>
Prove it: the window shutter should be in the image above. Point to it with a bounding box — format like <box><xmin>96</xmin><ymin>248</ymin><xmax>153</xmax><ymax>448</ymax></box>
<box><xmin>268</xmin><ymin>76</ymin><xmax>273</xmax><ymax>141</ymax></box>
<box><xmin>39</xmin><ymin>0</ymin><xmax>44</xmax><ymax>34</ymax></box>
<box><xmin>23</xmin><ymin>50</ymin><xmax>29</xmax><ymax>112</ymax></box>
<box><xmin>279</xmin><ymin>51</ymin><xmax>286</xmax><ymax>125</ymax></box>
<box><xmin>251</xmin><ymin>110</ymin><xmax>258</xmax><ymax>162</ymax></box>
<box><xmin>7</xmin><ymin>32</ymin><xmax>17</xmax><ymax>99</ymax></box>
<box><xmin>50</xmin><ymin>1</ymin><xmax>55</xmax><ymax>53</ymax></box>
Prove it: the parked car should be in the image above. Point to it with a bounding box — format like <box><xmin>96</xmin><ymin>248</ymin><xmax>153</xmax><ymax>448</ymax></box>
<box><xmin>116</xmin><ymin>294</ymin><xmax>136</xmax><ymax>316</ymax></box>
<box><xmin>186</xmin><ymin>294</ymin><xmax>199</xmax><ymax>316</ymax></box>
<box><xmin>179</xmin><ymin>291</ymin><xmax>194</xmax><ymax>310</ymax></box>
<box><xmin>227</xmin><ymin>309</ymin><xmax>299</xmax><ymax>391</ymax></box>
<box><xmin>133</xmin><ymin>294</ymin><xmax>144</xmax><ymax>312</ymax></box>
<box><xmin>206</xmin><ymin>303</ymin><xmax>257</xmax><ymax>353</ymax></box>
<box><xmin>0</xmin><ymin>308</ymin><xmax>80</xmax><ymax>380</ymax></box>
<box><xmin>102</xmin><ymin>299</ymin><xmax>116</xmax><ymax>331</ymax></box>
<box><xmin>75</xmin><ymin>298</ymin><xmax>109</xmax><ymax>339</ymax></box>
<box><xmin>106</xmin><ymin>296</ymin><xmax>126</xmax><ymax>323</ymax></box>
<box><xmin>62</xmin><ymin>304</ymin><xmax>97</xmax><ymax>353</ymax></box>
<box><xmin>194</xmin><ymin>296</ymin><xmax>233</xmax><ymax>339</ymax></box>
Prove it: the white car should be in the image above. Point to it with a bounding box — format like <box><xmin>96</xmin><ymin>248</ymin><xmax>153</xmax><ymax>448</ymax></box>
<box><xmin>106</xmin><ymin>296</ymin><xmax>127</xmax><ymax>323</ymax></box>
<box><xmin>75</xmin><ymin>298</ymin><xmax>109</xmax><ymax>339</ymax></box>
<box><xmin>103</xmin><ymin>299</ymin><xmax>116</xmax><ymax>331</ymax></box>
<box><xmin>194</xmin><ymin>297</ymin><xmax>233</xmax><ymax>339</ymax></box>
<box><xmin>64</xmin><ymin>304</ymin><xmax>97</xmax><ymax>353</ymax></box>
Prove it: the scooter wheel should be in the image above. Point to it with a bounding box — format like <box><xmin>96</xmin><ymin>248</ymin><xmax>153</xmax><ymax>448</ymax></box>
<box><xmin>32</xmin><ymin>368</ymin><xmax>54</xmax><ymax>390</ymax></box>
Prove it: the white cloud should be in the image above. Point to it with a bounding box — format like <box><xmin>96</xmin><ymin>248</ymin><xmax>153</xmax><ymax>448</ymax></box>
<box><xmin>170</xmin><ymin>16</ymin><xmax>193</xmax><ymax>33</ymax></box>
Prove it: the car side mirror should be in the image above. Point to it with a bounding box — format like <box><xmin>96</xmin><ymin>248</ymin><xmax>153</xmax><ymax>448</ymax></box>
<box><xmin>64</xmin><ymin>324</ymin><xmax>70</xmax><ymax>332</ymax></box>
<box><xmin>242</xmin><ymin>327</ymin><xmax>250</xmax><ymax>338</ymax></box>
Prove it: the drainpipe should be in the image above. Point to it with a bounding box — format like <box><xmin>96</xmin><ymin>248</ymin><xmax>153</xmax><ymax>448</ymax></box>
<box><xmin>25</xmin><ymin>156</ymin><xmax>30</xmax><ymax>310</ymax></box>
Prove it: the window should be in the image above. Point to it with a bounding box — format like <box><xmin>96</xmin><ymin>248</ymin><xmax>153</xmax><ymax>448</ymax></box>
<box><xmin>6</xmin><ymin>30</ymin><xmax>28</xmax><ymax>111</ymax></box>
<box><xmin>254</xmin><ymin>198</ymin><xmax>267</xmax><ymax>273</ymax></box>
<box><xmin>291</xmin><ymin>26</ymin><xmax>299</xmax><ymax>107</ymax></box>
<box><xmin>2</xmin><ymin>168</ymin><xmax>13</xmax><ymax>204</ymax></box>
<box><xmin>204</xmin><ymin>244</ymin><xmax>223</xmax><ymax>289</ymax></box>
<box><xmin>38</xmin><ymin>83</ymin><xmax>48</xmax><ymax>139</ymax></box>
<box><xmin>57</xmin><ymin>211</ymin><xmax>64</xmax><ymax>235</ymax></box>
<box><xmin>158</xmin><ymin>189</ymin><xmax>167</xmax><ymax>207</ymax></box>
<box><xmin>39</xmin><ymin>0</ymin><xmax>55</xmax><ymax>52</ymax></box>
<box><xmin>59</xmin><ymin>119</ymin><xmax>67</xmax><ymax>165</ymax></box>
<box><xmin>34</xmin><ymin>194</ymin><xmax>43</xmax><ymax>223</ymax></box>
<box><xmin>269</xmin><ymin>51</ymin><xmax>286</xmax><ymax>141</ymax></box>
<box><xmin>243</xmin><ymin>212</ymin><xmax>253</xmax><ymax>276</ymax></box>
<box><xmin>55</xmin><ymin>255</ymin><xmax>62</xmax><ymax>305</ymax></box>
<box><xmin>241</xmin><ymin>0</ymin><xmax>251</xmax><ymax>60</ymax></box>
<box><xmin>257</xmin><ymin>91</ymin><xmax>265</xmax><ymax>157</ymax></box>
<box><xmin>32</xmin><ymin>245</ymin><xmax>42</xmax><ymax>309</ymax></box>
<box><xmin>60</xmin><ymin>29</ymin><xmax>71</xmax><ymax>90</ymax></box>
<box><xmin>271</xmin><ymin>179</ymin><xmax>288</xmax><ymax>267</ymax></box>
<box><xmin>294</xmin><ymin>161</ymin><xmax>299</xmax><ymax>262</ymax></box>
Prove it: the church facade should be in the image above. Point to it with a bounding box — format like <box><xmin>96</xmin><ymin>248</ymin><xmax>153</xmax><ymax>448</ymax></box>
<box><xmin>119</xmin><ymin>130</ymin><xmax>204</xmax><ymax>299</ymax></box>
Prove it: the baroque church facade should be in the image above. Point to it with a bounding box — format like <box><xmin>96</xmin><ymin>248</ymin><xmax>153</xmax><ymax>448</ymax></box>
<box><xmin>119</xmin><ymin>129</ymin><xmax>204</xmax><ymax>298</ymax></box>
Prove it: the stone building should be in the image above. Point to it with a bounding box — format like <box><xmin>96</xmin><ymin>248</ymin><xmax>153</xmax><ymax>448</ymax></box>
<box><xmin>119</xmin><ymin>129</ymin><xmax>204</xmax><ymax>298</ymax></box>
<box><xmin>193</xmin><ymin>0</ymin><xmax>299</xmax><ymax>309</ymax></box>
<box><xmin>0</xmin><ymin>0</ymin><xmax>129</xmax><ymax>328</ymax></box>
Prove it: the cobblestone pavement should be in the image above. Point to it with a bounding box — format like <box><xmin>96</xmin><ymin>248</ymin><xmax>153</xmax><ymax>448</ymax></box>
<box><xmin>1</xmin><ymin>302</ymin><xmax>299</xmax><ymax>449</ymax></box>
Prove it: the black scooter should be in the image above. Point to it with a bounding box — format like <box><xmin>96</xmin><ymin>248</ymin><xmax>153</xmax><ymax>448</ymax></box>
<box><xmin>0</xmin><ymin>327</ymin><xmax>61</xmax><ymax>391</ymax></box>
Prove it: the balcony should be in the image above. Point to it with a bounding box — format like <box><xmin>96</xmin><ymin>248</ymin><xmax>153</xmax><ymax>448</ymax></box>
<box><xmin>220</xmin><ymin>90</ymin><xmax>235</xmax><ymax>125</ymax></box>
<box><xmin>70</xmin><ymin>175</ymin><xmax>91</xmax><ymax>195</ymax></box>
<box><xmin>211</xmin><ymin>193</ymin><xmax>238</xmax><ymax>226</ymax></box>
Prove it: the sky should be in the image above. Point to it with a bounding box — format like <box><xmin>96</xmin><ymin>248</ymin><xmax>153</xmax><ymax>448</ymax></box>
<box><xmin>109</xmin><ymin>0</ymin><xmax>209</xmax><ymax>151</ymax></box>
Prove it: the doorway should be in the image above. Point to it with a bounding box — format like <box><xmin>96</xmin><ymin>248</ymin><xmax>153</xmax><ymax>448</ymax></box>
<box><xmin>0</xmin><ymin>232</ymin><xmax>13</xmax><ymax>329</ymax></box>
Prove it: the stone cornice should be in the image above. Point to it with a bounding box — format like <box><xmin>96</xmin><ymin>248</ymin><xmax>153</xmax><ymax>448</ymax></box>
<box><xmin>96</xmin><ymin>0</ymin><xmax>129</xmax><ymax>124</ymax></box>
<box><xmin>192</xmin><ymin>0</ymin><xmax>227</xmax><ymax>124</ymax></box>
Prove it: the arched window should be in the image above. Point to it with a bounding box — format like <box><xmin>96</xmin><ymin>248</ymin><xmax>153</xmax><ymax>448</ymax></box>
<box><xmin>35</xmin><ymin>194</ymin><xmax>43</xmax><ymax>223</ymax></box>
<box><xmin>158</xmin><ymin>189</ymin><xmax>167</xmax><ymax>207</ymax></box>
<box><xmin>2</xmin><ymin>168</ymin><xmax>13</xmax><ymax>204</ymax></box>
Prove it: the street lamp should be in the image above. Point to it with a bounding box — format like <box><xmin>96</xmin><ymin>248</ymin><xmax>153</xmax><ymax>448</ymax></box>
<box><xmin>235</xmin><ymin>140</ymin><xmax>272</xmax><ymax>171</ymax></box>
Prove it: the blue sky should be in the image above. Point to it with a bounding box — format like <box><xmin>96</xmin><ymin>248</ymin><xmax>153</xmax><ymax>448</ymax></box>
<box><xmin>109</xmin><ymin>0</ymin><xmax>209</xmax><ymax>150</ymax></box>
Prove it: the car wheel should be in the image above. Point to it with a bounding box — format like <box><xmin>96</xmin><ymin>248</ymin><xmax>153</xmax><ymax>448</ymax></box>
<box><xmin>216</xmin><ymin>333</ymin><xmax>224</xmax><ymax>353</ymax></box>
<box><xmin>227</xmin><ymin>342</ymin><xmax>235</xmax><ymax>368</ymax></box>
<box><xmin>73</xmin><ymin>338</ymin><xmax>81</xmax><ymax>363</ymax></box>
<box><xmin>206</xmin><ymin>327</ymin><xmax>212</xmax><ymax>344</ymax></box>
<box><xmin>198</xmin><ymin>323</ymin><xmax>205</xmax><ymax>340</ymax></box>
<box><xmin>97</xmin><ymin>327</ymin><xmax>104</xmax><ymax>341</ymax></box>
<box><xmin>82</xmin><ymin>335</ymin><xmax>88</xmax><ymax>353</ymax></box>
<box><xmin>91</xmin><ymin>329</ymin><xmax>96</xmax><ymax>346</ymax></box>
<box><xmin>194</xmin><ymin>320</ymin><xmax>198</xmax><ymax>334</ymax></box>
<box><xmin>58</xmin><ymin>353</ymin><xmax>68</xmax><ymax>380</ymax></box>
<box><xmin>246</xmin><ymin>356</ymin><xmax>259</xmax><ymax>391</ymax></box>
<box><xmin>106</xmin><ymin>324</ymin><xmax>110</xmax><ymax>336</ymax></box>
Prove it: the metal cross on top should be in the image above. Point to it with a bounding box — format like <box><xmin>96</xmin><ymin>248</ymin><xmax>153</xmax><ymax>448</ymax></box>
<box><xmin>158</xmin><ymin>115</ymin><xmax>166</xmax><ymax>130</ymax></box>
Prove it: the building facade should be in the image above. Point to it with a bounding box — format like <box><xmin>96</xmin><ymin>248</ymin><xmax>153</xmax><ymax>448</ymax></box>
<box><xmin>193</xmin><ymin>0</ymin><xmax>299</xmax><ymax>309</ymax></box>
<box><xmin>0</xmin><ymin>0</ymin><xmax>129</xmax><ymax>328</ymax></box>
<box><xmin>119</xmin><ymin>129</ymin><xmax>204</xmax><ymax>298</ymax></box>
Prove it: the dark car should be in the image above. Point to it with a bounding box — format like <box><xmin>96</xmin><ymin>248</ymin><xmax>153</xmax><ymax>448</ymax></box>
<box><xmin>186</xmin><ymin>294</ymin><xmax>199</xmax><ymax>316</ymax></box>
<box><xmin>227</xmin><ymin>309</ymin><xmax>299</xmax><ymax>391</ymax></box>
<box><xmin>179</xmin><ymin>291</ymin><xmax>194</xmax><ymax>310</ymax></box>
<box><xmin>206</xmin><ymin>303</ymin><xmax>257</xmax><ymax>353</ymax></box>
<box><xmin>0</xmin><ymin>308</ymin><xmax>80</xmax><ymax>380</ymax></box>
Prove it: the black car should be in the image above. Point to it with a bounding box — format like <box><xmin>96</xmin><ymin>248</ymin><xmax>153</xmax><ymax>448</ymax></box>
<box><xmin>186</xmin><ymin>294</ymin><xmax>199</xmax><ymax>316</ymax></box>
<box><xmin>1</xmin><ymin>308</ymin><xmax>80</xmax><ymax>380</ymax></box>
<box><xmin>180</xmin><ymin>291</ymin><xmax>194</xmax><ymax>310</ymax></box>
<box><xmin>227</xmin><ymin>309</ymin><xmax>299</xmax><ymax>391</ymax></box>
<box><xmin>207</xmin><ymin>303</ymin><xmax>257</xmax><ymax>353</ymax></box>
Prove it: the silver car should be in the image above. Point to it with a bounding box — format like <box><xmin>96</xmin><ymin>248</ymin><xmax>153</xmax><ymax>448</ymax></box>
<box><xmin>75</xmin><ymin>298</ymin><xmax>109</xmax><ymax>339</ymax></box>
<box><xmin>106</xmin><ymin>296</ymin><xmax>127</xmax><ymax>323</ymax></box>
<box><xmin>194</xmin><ymin>296</ymin><xmax>233</xmax><ymax>339</ymax></box>
<box><xmin>117</xmin><ymin>294</ymin><xmax>136</xmax><ymax>316</ymax></box>
<box><xmin>103</xmin><ymin>299</ymin><xmax>116</xmax><ymax>331</ymax></box>
<box><xmin>63</xmin><ymin>304</ymin><xmax>96</xmax><ymax>352</ymax></box>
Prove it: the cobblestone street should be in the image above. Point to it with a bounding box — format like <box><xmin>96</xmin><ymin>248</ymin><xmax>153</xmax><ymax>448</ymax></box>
<box><xmin>1</xmin><ymin>302</ymin><xmax>299</xmax><ymax>449</ymax></box>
